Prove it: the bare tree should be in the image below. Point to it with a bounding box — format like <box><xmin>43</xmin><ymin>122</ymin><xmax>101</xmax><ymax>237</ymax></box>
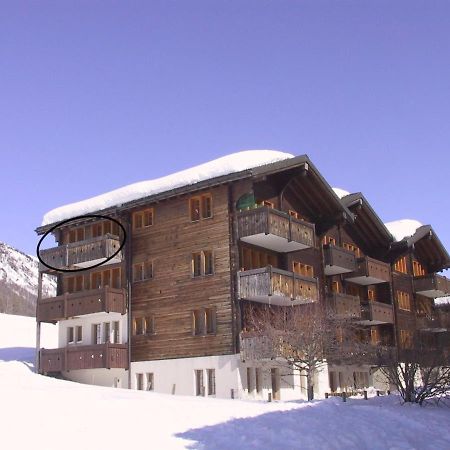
<box><xmin>375</xmin><ymin>334</ymin><xmax>450</xmax><ymax>405</ymax></box>
<box><xmin>242</xmin><ymin>303</ymin><xmax>368</xmax><ymax>400</ymax></box>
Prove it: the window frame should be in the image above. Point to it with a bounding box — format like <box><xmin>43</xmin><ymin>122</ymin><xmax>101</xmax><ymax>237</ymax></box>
<box><xmin>132</xmin><ymin>208</ymin><xmax>154</xmax><ymax>231</ymax></box>
<box><xmin>191</xmin><ymin>251</ymin><xmax>214</xmax><ymax>277</ymax></box>
<box><xmin>189</xmin><ymin>193</ymin><xmax>213</xmax><ymax>222</ymax></box>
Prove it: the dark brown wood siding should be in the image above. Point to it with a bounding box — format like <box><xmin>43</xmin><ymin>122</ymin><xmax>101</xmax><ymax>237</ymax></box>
<box><xmin>130</xmin><ymin>185</ymin><xmax>233</xmax><ymax>361</ymax></box>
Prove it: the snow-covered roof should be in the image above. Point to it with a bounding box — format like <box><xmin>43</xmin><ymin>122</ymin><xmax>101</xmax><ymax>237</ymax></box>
<box><xmin>384</xmin><ymin>219</ymin><xmax>423</xmax><ymax>242</ymax></box>
<box><xmin>42</xmin><ymin>150</ymin><xmax>294</xmax><ymax>226</ymax></box>
<box><xmin>435</xmin><ymin>296</ymin><xmax>450</xmax><ymax>306</ymax></box>
<box><xmin>332</xmin><ymin>187</ymin><xmax>350</xmax><ymax>199</ymax></box>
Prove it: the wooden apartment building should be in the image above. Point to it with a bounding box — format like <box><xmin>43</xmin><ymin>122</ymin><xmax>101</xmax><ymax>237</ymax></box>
<box><xmin>35</xmin><ymin>151</ymin><xmax>450</xmax><ymax>399</ymax></box>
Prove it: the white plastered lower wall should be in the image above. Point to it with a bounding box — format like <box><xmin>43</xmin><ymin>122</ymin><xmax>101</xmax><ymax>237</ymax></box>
<box><xmin>62</xmin><ymin>368</ymin><xmax>128</xmax><ymax>388</ymax></box>
<box><xmin>131</xmin><ymin>354</ymin><xmax>241</xmax><ymax>399</ymax></box>
<box><xmin>57</xmin><ymin>312</ymin><xmax>128</xmax><ymax>347</ymax></box>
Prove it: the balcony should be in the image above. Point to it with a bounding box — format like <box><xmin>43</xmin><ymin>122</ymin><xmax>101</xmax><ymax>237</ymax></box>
<box><xmin>344</xmin><ymin>256</ymin><xmax>391</xmax><ymax>285</ymax></box>
<box><xmin>238</xmin><ymin>266</ymin><xmax>319</xmax><ymax>306</ymax></box>
<box><xmin>237</xmin><ymin>207</ymin><xmax>315</xmax><ymax>253</ymax></box>
<box><xmin>40</xmin><ymin>343</ymin><xmax>128</xmax><ymax>373</ymax></box>
<box><xmin>39</xmin><ymin>234</ymin><xmax>122</xmax><ymax>272</ymax></box>
<box><xmin>327</xmin><ymin>293</ymin><xmax>361</xmax><ymax>320</ymax></box>
<box><xmin>323</xmin><ymin>245</ymin><xmax>356</xmax><ymax>276</ymax></box>
<box><xmin>416</xmin><ymin>315</ymin><xmax>448</xmax><ymax>333</ymax></box>
<box><xmin>37</xmin><ymin>287</ymin><xmax>126</xmax><ymax>322</ymax></box>
<box><xmin>357</xmin><ymin>301</ymin><xmax>394</xmax><ymax>325</ymax></box>
<box><xmin>414</xmin><ymin>274</ymin><xmax>449</xmax><ymax>298</ymax></box>
<box><xmin>240</xmin><ymin>333</ymin><xmax>275</xmax><ymax>361</ymax></box>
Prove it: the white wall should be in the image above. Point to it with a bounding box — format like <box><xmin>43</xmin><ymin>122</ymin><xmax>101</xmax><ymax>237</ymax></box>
<box><xmin>62</xmin><ymin>368</ymin><xmax>128</xmax><ymax>388</ymax></box>
<box><xmin>131</xmin><ymin>355</ymin><xmax>241</xmax><ymax>398</ymax></box>
<box><xmin>56</xmin><ymin>313</ymin><xmax>128</xmax><ymax>347</ymax></box>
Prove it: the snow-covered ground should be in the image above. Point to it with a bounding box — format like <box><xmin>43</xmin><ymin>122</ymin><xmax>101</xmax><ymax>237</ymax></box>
<box><xmin>1</xmin><ymin>313</ymin><xmax>450</xmax><ymax>450</ymax></box>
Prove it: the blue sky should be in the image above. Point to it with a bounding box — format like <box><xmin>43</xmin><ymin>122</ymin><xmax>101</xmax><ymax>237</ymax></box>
<box><xmin>1</xmin><ymin>1</ymin><xmax>449</xmax><ymax>263</ymax></box>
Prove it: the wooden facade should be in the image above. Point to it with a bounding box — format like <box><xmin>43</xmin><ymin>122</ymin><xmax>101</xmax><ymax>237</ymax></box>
<box><xmin>35</xmin><ymin>153</ymin><xmax>450</xmax><ymax>381</ymax></box>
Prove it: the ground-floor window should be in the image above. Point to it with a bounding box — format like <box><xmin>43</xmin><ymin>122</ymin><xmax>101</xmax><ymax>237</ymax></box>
<box><xmin>146</xmin><ymin>373</ymin><xmax>154</xmax><ymax>391</ymax></box>
<box><xmin>207</xmin><ymin>369</ymin><xmax>216</xmax><ymax>396</ymax></box>
<box><xmin>136</xmin><ymin>373</ymin><xmax>144</xmax><ymax>390</ymax></box>
<box><xmin>195</xmin><ymin>369</ymin><xmax>205</xmax><ymax>396</ymax></box>
<box><xmin>247</xmin><ymin>367</ymin><xmax>254</xmax><ymax>393</ymax></box>
<box><xmin>255</xmin><ymin>368</ymin><xmax>263</xmax><ymax>393</ymax></box>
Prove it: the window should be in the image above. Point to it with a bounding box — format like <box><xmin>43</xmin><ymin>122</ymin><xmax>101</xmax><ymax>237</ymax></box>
<box><xmin>370</xmin><ymin>327</ymin><xmax>380</xmax><ymax>345</ymax></box>
<box><xmin>205</xmin><ymin>308</ymin><xmax>216</xmax><ymax>334</ymax></box>
<box><xmin>368</xmin><ymin>289</ymin><xmax>376</xmax><ymax>301</ymax></box>
<box><xmin>207</xmin><ymin>369</ymin><xmax>216</xmax><ymax>396</ymax></box>
<box><xmin>103</xmin><ymin>322</ymin><xmax>110</xmax><ymax>343</ymax></box>
<box><xmin>133</xmin><ymin>316</ymin><xmax>154</xmax><ymax>335</ymax></box>
<box><xmin>400</xmin><ymin>330</ymin><xmax>413</xmax><ymax>349</ymax></box>
<box><xmin>343</xmin><ymin>242</ymin><xmax>360</xmax><ymax>257</ymax></box>
<box><xmin>133</xmin><ymin>208</ymin><xmax>154</xmax><ymax>230</ymax></box>
<box><xmin>397</xmin><ymin>291</ymin><xmax>411</xmax><ymax>311</ymax></box>
<box><xmin>75</xmin><ymin>325</ymin><xmax>82</xmax><ymax>343</ymax></box>
<box><xmin>257</xmin><ymin>200</ymin><xmax>274</xmax><ymax>208</ymax></box>
<box><xmin>293</xmin><ymin>262</ymin><xmax>314</xmax><ymax>278</ymax></box>
<box><xmin>204</xmin><ymin>251</ymin><xmax>213</xmax><ymax>275</ymax></box>
<box><xmin>288</xmin><ymin>210</ymin><xmax>304</xmax><ymax>221</ymax></box>
<box><xmin>346</xmin><ymin>284</ymin><xmax>360</xmax><ymax>298</ymax></box>
<box><xmin>93</xmin><ymin>323</ymin><xmax>102</xmax><ymax>344</ymax></box>
<box><xmin>192</xmin><ymin>308</ymin><xmax>216</xmax><ymax>336</ymax></box>
<box><xmin>146</xmin><ymin>373</ymin><xmax>154</xmax><ymax>391</ymax></box>
<box><xmin>136</xmin><ymin>373</ymin><xmax>144</xmax><ymax>390</ymax></box>
<box><xmin>191</xmin><ymin>251</ymin><xmax>214</xmax><ymax>277</ymax></box>
<box><xmin>241</xmin><ymin>247</ymin><xmax>277</xmax><ymax>271</ymax></box>
<box><xmin>255</xmin><ymin>368</ymin><xmax>263</xmax><ymax>393</ymax></box>
<box><xmin>133</xmin><ymin>261</ymin><xmax>153</xmax><ymax>282</ymax></box>
<box><xmin>192</xmin><ymin>310</ymin><xmax>205</xmax><ymax>336</ymax></box>
<box><xmin>67</xmin><ymin>327</ymin><xmax>74</xmax><ymax>344</ymax></box>
<box><xmin>331</xmin><ymin>281</ymin><xmax>340</xmax><ymax>293</ymax></box>
<box><xmin>247</xmin><ymin>367</ymin><xmax>254</xmax><ymax>392</ymax></box>
<box><xmin>67</xmin><ymin>227</ymin><xmax>85</xmax><ymax>243</ymax></box>
<box><xmin>394</xmin><ymin>256</ymin><xmax>408</xmax><ymax>274</ymax></box>
<box><xmin>112</xmin><ymin>268</ymin><xmax>121</xmax><ymax>288</ymax></box>
<box><xmin>112</xmin><ymin>321</ymin><xmax>120</xmax><ymax>343</ymax></box>
<box><xmin>322</xmin><ymin>235</ymin><xmax>337</xmax><ymax>246</ymax></box>
<box><xmin>89</xmin><ymin>268</ymin><xmax>121</xmax><ymax>290</ymax></box>
<box><xmin>145</xmin><ymin>316</ymin><xmax>155</xmax><ymax>335</ymax></box>
<box><xmin>195</xmin><ymin>370</ymin><xmax>205</xmax><ymax>396</ymax></box>
<box><xmin>413</xmin><ymin>261</ymin><xmax>426</xmax><ymax>277</ymax></box>
<box><xmin>190</xmin><ymin>194</ymin><xmax>213</xmax><ymax>221</ymax></box>
<box><xmin>91</xmin><ymin>272</ymin><xmax>102</xmax><ymax>290</ymax></box>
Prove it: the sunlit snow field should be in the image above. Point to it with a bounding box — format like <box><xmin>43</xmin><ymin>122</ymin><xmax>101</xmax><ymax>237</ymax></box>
<box><xmin>1</xmin><ymin>313</ymin><xmax>449</xmax><ymax>450</ymax></box>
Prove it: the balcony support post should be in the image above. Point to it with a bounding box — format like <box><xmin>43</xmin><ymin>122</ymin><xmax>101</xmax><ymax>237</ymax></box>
<box><xmin>35</xmin><ymin>271</ymin><xmax>43</xmax><ymax>374</ymax></box>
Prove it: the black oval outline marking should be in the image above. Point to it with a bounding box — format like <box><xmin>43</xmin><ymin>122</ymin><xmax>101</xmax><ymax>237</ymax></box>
<box><xmin>36</xmin><ymin>214</ymin><xmax>127</xmax><ymax>273</ymax></box>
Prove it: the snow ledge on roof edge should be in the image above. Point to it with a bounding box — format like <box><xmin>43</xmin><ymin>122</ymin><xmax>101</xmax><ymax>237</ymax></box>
<box><xmin>42</xmin><ymin>150</ymin><xmax>295</xmax><ymax>226</ymax></box>
<box><xmin>385</xmin><ymin>219</ymin><xmax>423</xmax><ymax>242</ymax></box>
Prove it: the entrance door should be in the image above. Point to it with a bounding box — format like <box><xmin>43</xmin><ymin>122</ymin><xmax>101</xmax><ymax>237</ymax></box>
<box><xmin>271</xmin><ymin>368</ymin><xmax>280</xmax><ymax>400</ymax></box>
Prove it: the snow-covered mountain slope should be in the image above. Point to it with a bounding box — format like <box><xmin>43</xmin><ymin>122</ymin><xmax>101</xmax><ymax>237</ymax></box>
<box><xmin>0</xmin><ymin>241</ymin><xmax>56</xmax><ymax>316</ymax></box>
<box><xmin>1</xmin><ymin>314</ymin><xmax>450</xmax><ymax>450</ymax></box>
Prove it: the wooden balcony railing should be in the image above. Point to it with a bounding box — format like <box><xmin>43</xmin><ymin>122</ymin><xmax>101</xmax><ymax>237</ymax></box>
<box><xmin>416</xmin><ymin>314</ymin><xmax>448</xmax><ymax>332</ymax></box>
<box><xmin>238</xmin><ymin>266</ymin><xmax>319</xmax><ymax>306</ymax></box>
<box><xmin>344</xmin><ymin>256</ymin><xmax>391</xmax><ymax>285</ymax></box>
<box><xmin>327</xmin><ymin>293</ymin><xmax>361</xmax><ymax>319</ymax></box>
<box><xmin>414</xmin><ymin>274</ymin><xmax>449</xmax><ymax>299</ymax></box>
<box><xmin>323</xmin><ymin>245</ymin><xmax>356</xmax><ymax>276</ymax></box>
<box><xmin>358</xmin><ymin>301</ymin><xmax>394</xmax><ymax>325</ymax></box>
<box><xmin>37</xmin><ymin>287</ymin><xmax>126</xmax><ymax>322</ymax></box>
<box><xmin>237</xmin><ymin>207</ymin><xmax>315</xmax><ymax>252</ymax></box>
<box><xmin>240</xmin><ymin>333</ymin><xmax>276</xmax><ymax>361</ymax></box>
<box><xmin>40</xmin><ymin>343</ymin><xmax>128</xmax><ymax>373</ymax></box>
<box><xmin>39</xmin><ymin>234</ymin><xmax>122</xmax><ymax>272</ymax></box>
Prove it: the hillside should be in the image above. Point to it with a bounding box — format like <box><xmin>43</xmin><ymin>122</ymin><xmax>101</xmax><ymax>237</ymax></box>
<box><xmin>1</xmin><ymin>313</ymin><xmax>450</xmax><ymax>450</ymax></box>
<box><xmin>0</xmin><ymin>241</ymin><xmax>56</xmax><ymax>316</ymax></box>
